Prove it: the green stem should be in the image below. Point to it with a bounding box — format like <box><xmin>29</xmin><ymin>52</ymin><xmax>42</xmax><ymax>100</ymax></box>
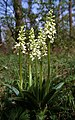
<box><xmin>29</xmin><ymin>55</ymin><xmax>32</xmax><ymax>87</ymax></box>
<box><xmin>48</xmin><ymin>41</ymin><xmax>50</xmax><ymax>82</ymax></box>
<box><xmin>46</xmin><ymin>41</ymin><xmax>50</xmax><ymax>93</ymax></box>
<box><xmin>35</xmin><ymin>57</ymin><xmax>39</xmax><ymax>101</ymax></box>
<box><xmin>19</xmin><ymin>46</ymin><xmax>23</xmax><ymax>90</ymax></box>
<box><xmin>40</xmin><ymin>58</ymin><xmax>43</xmax><ymax>91</ymax></box>
<box><xmin>35</xmin><ymin>57</ymin><xmax>38</xmax><ymax>87</ymax></box>
<box><xmin>39</xmin><ymin>58</ymin><xmax>43</xmax><ymax>101</ymax></box>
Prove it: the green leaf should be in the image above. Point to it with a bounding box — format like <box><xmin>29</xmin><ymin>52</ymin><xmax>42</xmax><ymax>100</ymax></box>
<box><xmin>2</xmin><ymin>83</ymin><xmax>19</xmax><ymax>96</ymax></box>
<box><xmin>54</xmin><ymin>82</ymin><xmax>64</xmax><ymax>90</ymax></box>
<box><xmin>19</xmin><ymin>110</ymin><xmax>30</xmax><ymax>120</ymax></box>
<box><xmin>11</xmin><ymin>86</ymin><xmax>19</xmax><ymax>96</ymax></box>
<box><xmin>41</xmin><ymin>89</ymin><xmax>56</xmax><ymax>109</ymax></box>
<box><xmin>41</xmin><ymin>82</ymin><xmax>64</xmax><ymax>109</ymax></box>
<box><xmin>48</xmin><ymin>83</ymin><xmax>64</xmax><ymax>105</ymax></box>
<box><xmin>23</xmin><ymin>90</ymin><xmax>39</xmax><ymax>110</ymax></box>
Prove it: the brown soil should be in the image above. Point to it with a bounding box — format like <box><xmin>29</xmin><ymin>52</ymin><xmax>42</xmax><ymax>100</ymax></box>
<box><xmin>0</xmin><ymin>43</ymin><xmax>8</xmax><ymax>54</ymax></box>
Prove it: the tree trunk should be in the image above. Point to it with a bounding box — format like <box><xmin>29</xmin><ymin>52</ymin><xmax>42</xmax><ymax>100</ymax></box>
<box><xmin>61</xmin><ymin>0</ymin><xmax>64</xmax><ymax>38</ymax></box>
<box><xmin>57</xmin><ymin>0</ymin><xmax>61</xmax><ymax>37</ymax></box>
<box><xmin>69</xmin><ymin>0</ymin><xmax>72</xmax><ymax>38</ymax></box>
<box><xmin>28</xmin><ymin>0</ymin><xmax>32</xmax><ymax>28</ymax></box>
<box><xmin>0</xmin><ymin>26</ymin><xmax>2</xmax><ymax>44</ymax></box>
<box><xmin>13</xmin><ymin>0</ymin><xmax>23</xmax><ymax>42</ymax></box>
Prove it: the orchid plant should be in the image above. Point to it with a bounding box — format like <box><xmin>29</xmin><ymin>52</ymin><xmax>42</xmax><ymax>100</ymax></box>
<box><xmin>44</xmin><ymin>9</ymin><xmax>56</xmax><ymax>94</ymax></box>
<box><xmin>14</xmin><ymin>9</ymin><xmax>57</xmax><ymax>119</ymax></box>
<box><xmin>14</xmin><ymin>9</ymin><xmax>56</xmax><ymax>93</ymax></box>
<box><xmin>1</xmin><ymin>9</ymin><xmax>65</xmax><ymax>120</ymax></box>
<box><xmin>14</xmin><ymin>26</ymin><xmax>26</xmax><ymax>90</ymax></box>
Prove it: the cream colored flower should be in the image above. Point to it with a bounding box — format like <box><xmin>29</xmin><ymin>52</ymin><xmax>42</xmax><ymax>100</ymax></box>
<box><xmin>44</xmin><ymin>9</ymin><xmax>56</xmax><ymax>43</ymax></box>
<box><xmin>14</xmin><ymin>26</ymin><xmax>26</xmax><ymax>54</ymax></box>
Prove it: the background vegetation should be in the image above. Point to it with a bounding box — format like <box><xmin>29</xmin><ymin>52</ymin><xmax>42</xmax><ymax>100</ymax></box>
<box><xmin>0</xmin><ymin>0</ymin><xmax>75</xmax><ymax>120</ymax></box>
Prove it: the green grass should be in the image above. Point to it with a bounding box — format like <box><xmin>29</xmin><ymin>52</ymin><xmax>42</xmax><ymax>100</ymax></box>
<box><xmin>0</xmin><ymin>49</ymin><xmax>75</xmax><ymax>119</ymax></box>
<box><xmin>0</xmin><ymin>49</ymin><xmax>75</xmax><ymax>85</ymax></box>
<box><xmin>0</xmin><ymin>53</ymin><xmax>19</xmax><ymax>85</ymax></box>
